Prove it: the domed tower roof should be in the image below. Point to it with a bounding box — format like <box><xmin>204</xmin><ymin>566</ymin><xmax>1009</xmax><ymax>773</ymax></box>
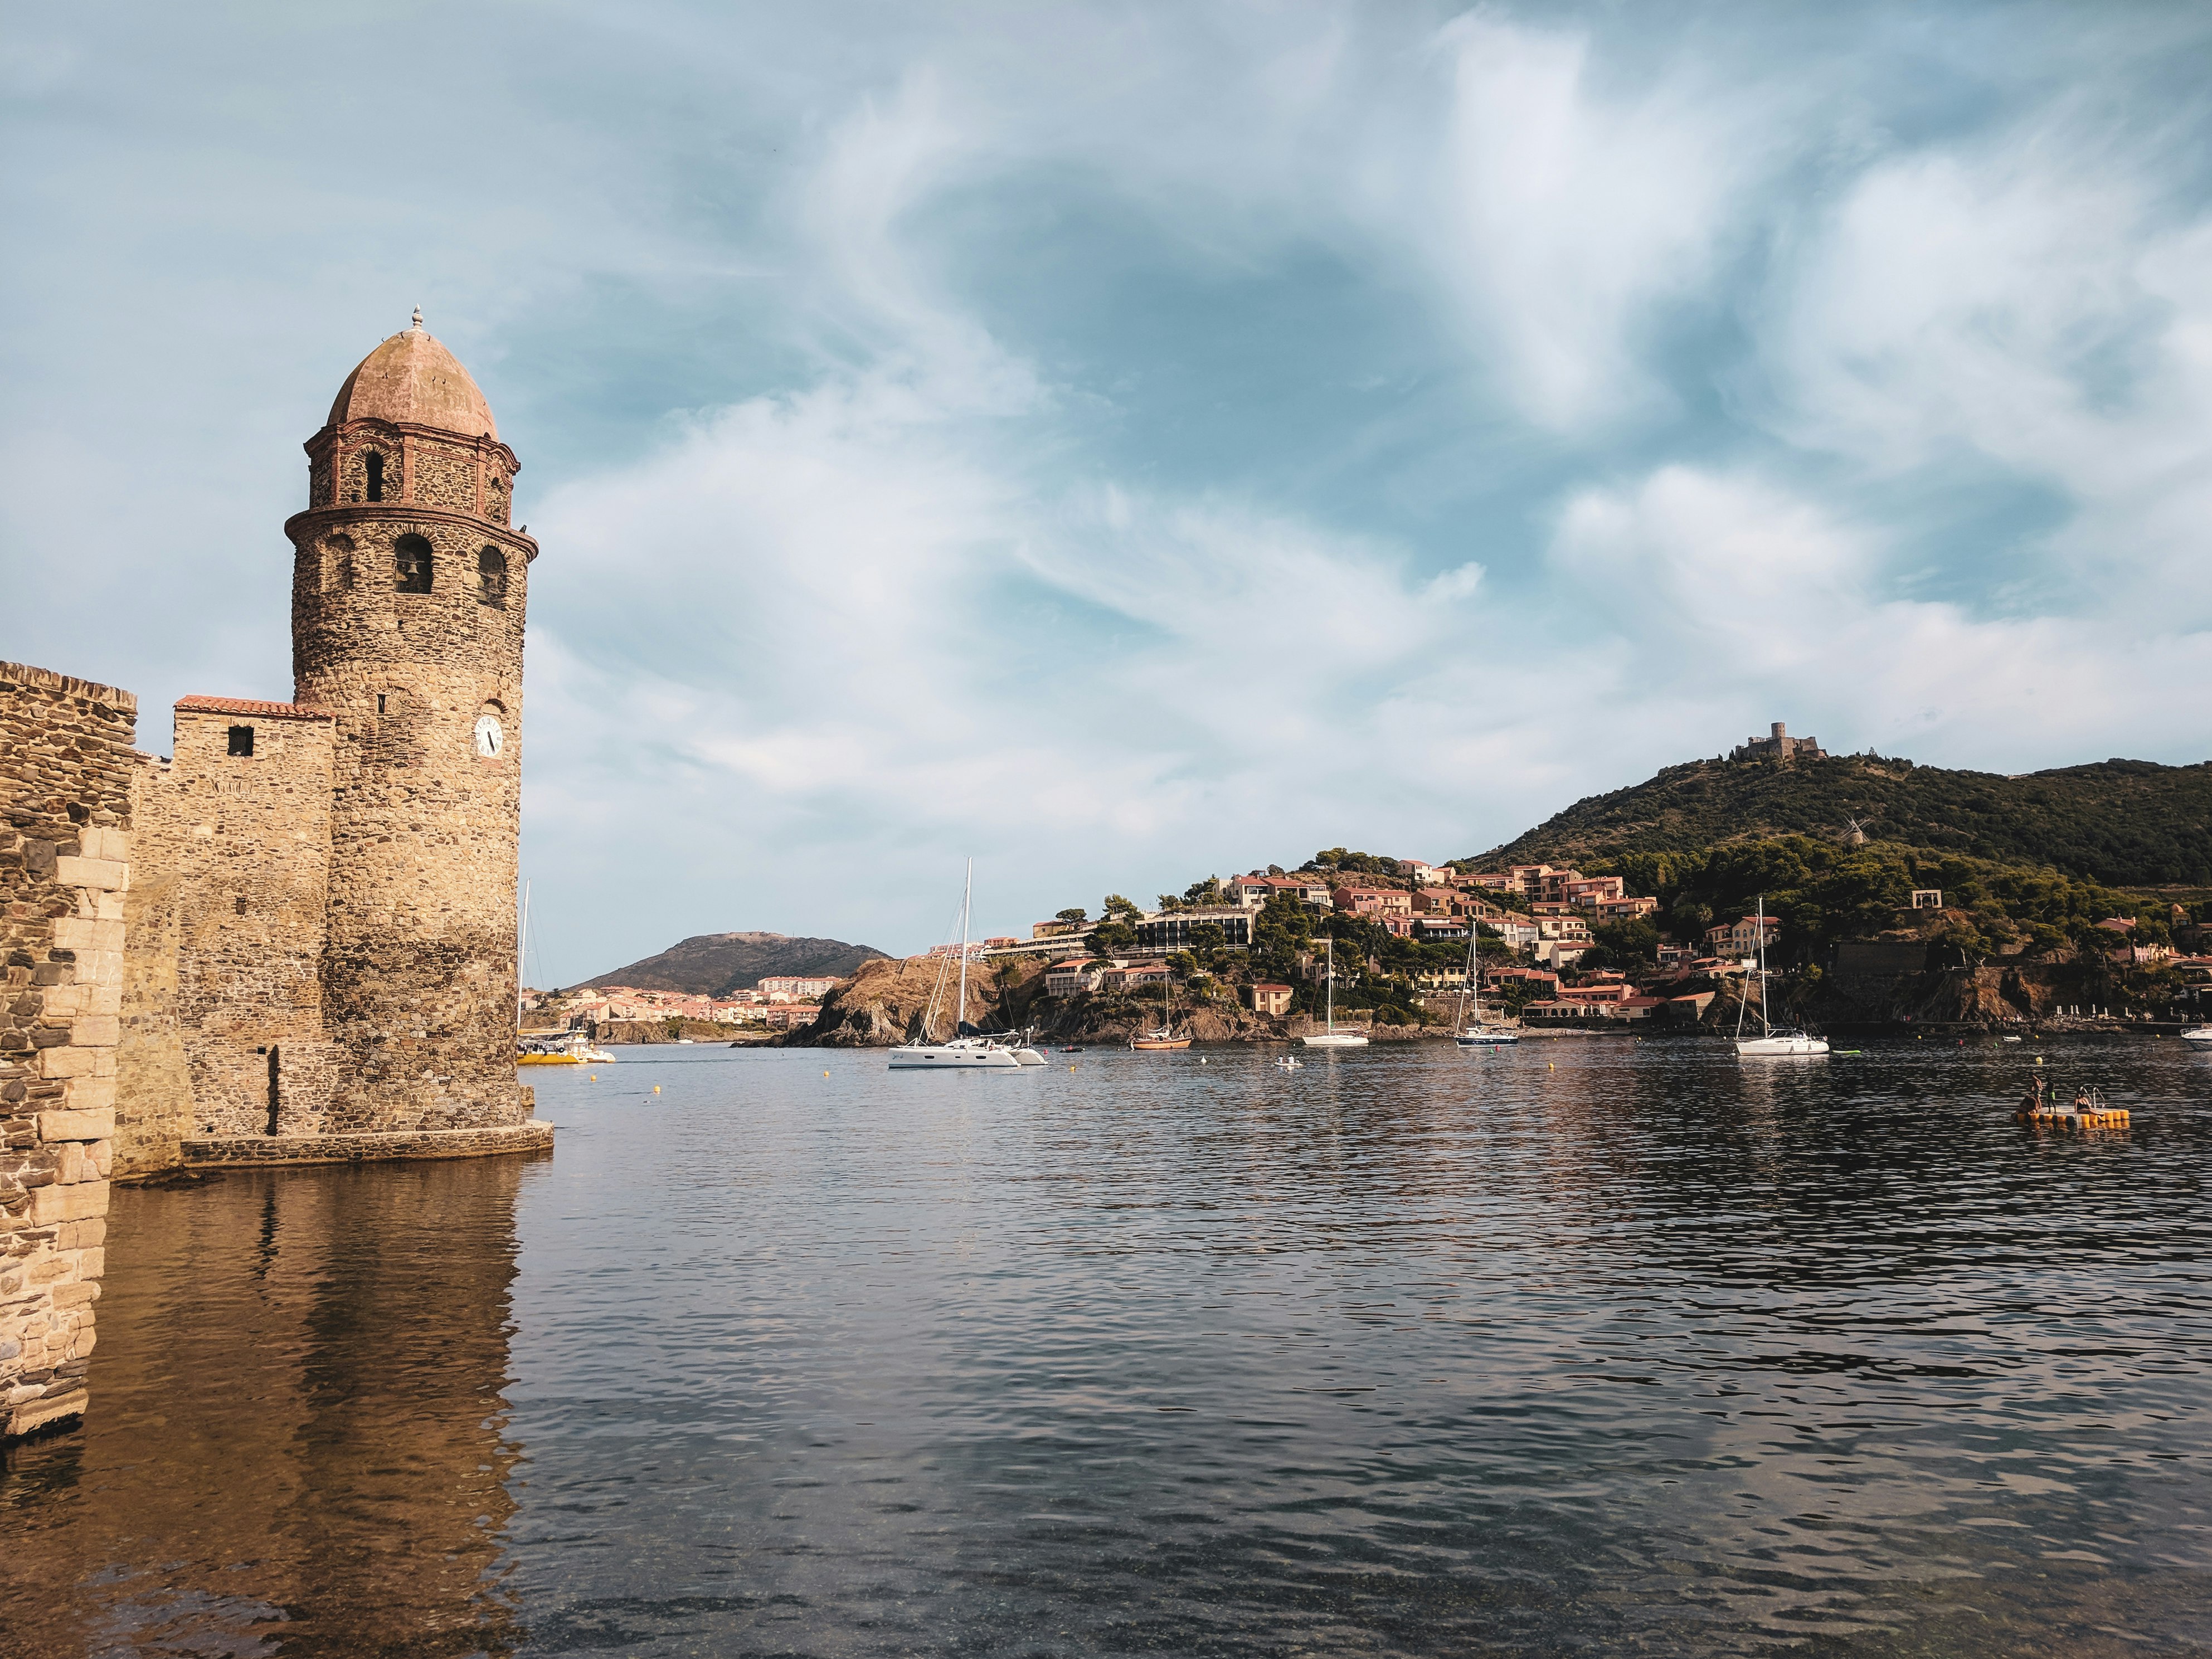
<box><xmin>327</xmin><ymin>308</ymin><xmax>498</xmax><ymax>440</ymax></box>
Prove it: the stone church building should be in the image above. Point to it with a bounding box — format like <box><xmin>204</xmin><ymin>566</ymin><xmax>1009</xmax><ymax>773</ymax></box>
<box><xmin>3</xmin><ymin>316</ymin><xmax>552</xmax><ymax>1436</ymax></box>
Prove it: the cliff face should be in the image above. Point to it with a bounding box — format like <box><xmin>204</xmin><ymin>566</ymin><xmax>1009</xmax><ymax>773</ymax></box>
<box><xmin>794</xmin><ymin>957</ymin><xmax>1046</xmax><ymax>1047</ymax></box>
<box><xmin>790</xmin><ymin>957</ymin><xmax>1445</xmax><ymax>1046</ymax></box>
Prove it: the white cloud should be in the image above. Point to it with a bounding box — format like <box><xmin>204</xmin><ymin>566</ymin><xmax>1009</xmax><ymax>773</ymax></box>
<box><xmin>1409</xmin><ymin>14</ymin><xmax>1758</xmax><ymax>430</ymax></box>
<box><xmin>1545</xmin><ymin>465</ymin><xmax>2212</xmax><ymax>772</ymax></box>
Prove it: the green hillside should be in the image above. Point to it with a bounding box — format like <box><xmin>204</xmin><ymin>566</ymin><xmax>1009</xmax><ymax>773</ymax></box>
<box><xmin>1474</xmin><ymin>753</ymin><xmax>2212</xmax><ymax>887</ymax></box>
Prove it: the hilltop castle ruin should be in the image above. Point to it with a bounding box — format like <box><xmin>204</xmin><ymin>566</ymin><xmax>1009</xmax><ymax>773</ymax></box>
<box><xmin>1731</xmin><ymin>721</ymin><xmax>1826</xmax><ymax>763</ymax></box>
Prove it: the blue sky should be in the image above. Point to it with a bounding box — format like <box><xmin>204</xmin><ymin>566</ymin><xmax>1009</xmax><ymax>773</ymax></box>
<box><xmin>5</xmin><ymin>2</ymin><xmax>2210</xmax><ymax>981</ymax></box>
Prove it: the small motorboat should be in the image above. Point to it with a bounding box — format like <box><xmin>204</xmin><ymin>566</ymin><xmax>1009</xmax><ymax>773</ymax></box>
<box><xmin>1275</xmin><ymin>1056</ymin><xmax>1304</xmax><ymax>1071</ymax></box>
<box><xmin>517</xmin><ymin>1032</ymin><xmax>591</xmax><ymax>1066</ymax></box>
<box><xmin>2182</xmin><ymin>1026</ymin><xmax>2212</xmax><ymax>1049</ymax></box>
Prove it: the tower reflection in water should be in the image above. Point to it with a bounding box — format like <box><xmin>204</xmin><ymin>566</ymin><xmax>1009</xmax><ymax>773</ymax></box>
<box><xmin>1</xmin><ymin>1152</ymin><xmax>546</xmax><ymax>1656</ymax></box>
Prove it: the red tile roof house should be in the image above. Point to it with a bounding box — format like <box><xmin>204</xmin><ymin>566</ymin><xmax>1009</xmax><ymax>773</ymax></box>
<box><xmin>1523</xmin><ymin>987</ymin><xmax>1667</xmax><ymax>1023</ymax></box>
<box><xmin>1098</xmin><ymin>962</ymin><xmax>1170</xmax><ymax>993</ymax></box>
<box><xmin>1331</xmin><ymin>885</ymin><xmax>1412</xmax><ymax>918</ymax></box>
<box><xmin>1247</xmin><ymin>983</ymin><xmax>1294</xmax><ymax>1015</ymax></box>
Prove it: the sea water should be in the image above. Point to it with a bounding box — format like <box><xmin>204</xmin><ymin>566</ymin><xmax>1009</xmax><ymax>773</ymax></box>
<box><xmin>4</xmin><ymin>1038</ymin><xmax>2208</xmax><ymax>1656</ymax></box>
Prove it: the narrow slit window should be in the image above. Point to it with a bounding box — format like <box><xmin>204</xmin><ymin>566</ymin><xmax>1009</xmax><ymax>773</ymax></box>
<box><xmin>364</xmin><ymin>451</ymin><xmax>386</xmax><ymax>502</ymax></box>
<box><xmin>395</xmin><ymin>534</ymin><xmax>433</xmax><ymax>593</ymax></box>
<box><xmin>227</xmin><ymin>725</ymin><xmax>255</xmax><ymax>757</ymax></box>
<box><xmin>477</xmin><ymin>546</ymin><xmax>508</xmax><ymax>607</ymax></box>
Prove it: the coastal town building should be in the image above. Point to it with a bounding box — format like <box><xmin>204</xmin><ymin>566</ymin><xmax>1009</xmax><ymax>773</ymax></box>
<box><xmin>759</xmin><ymin>974</ymin><xmax>840</xmax><ymax>1000</ymax></box>
<box><xmin>1246</xmin><ymin>983</ymin><xmax>1294</xmax><ymax>1015</ymax></box>
<box><xmin>1046</xmin><ymin>960</ymin><xmax>1105</xmax><ymax>996</ymax></box>
<box><xmin>1231</xmin><ymin>874</ymin><xmax>1333</xmax><ymax>909</ymax></box>
<box><xmin>1330</xmin><ymin>885</ymin><xmax>1413</xmax><ymax>919</ymax></box>
<box><xmin>1133</xmin><ymin>907</ymin><xmax>1256</xmax><ymax>953</ymax></box>
<box><xmin>1706</xmin><ymin>914</ymin><xmax>1782</xmax><ymax>956</ymax></box>
<box><xmin>1098</xmin><ymin>962</ymin><xmax>1170</xmax><ymax>994</ymax></box>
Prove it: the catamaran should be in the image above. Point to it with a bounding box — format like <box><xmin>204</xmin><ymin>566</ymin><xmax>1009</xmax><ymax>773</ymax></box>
<box><xmin>1453</xmin><ymin>914</ymin><xmax>1519</xmax><ymax>1047</ymax></box>
<box><xmin>888</xmin><ymin>860</ymin><xmax>1024</xmax><ymax>1070</ymax></box>
<box><xmin>1734</xmin><ymin>896</ymin><xmax>1828</xmax><ymax>1057</ymax></box>
<box><xmin>1301</xmin><ymin>938</ymin><xmax>1370</xmax><ymax>1048</ymax></box>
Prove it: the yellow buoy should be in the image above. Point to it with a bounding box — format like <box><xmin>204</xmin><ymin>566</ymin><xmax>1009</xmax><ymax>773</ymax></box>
<box><xmin>824</xmin><ymin>1070</ymin><xmax>830</xmax><ymax>1077</ymax></box>
<box><xmin>590</xmin><ymin>1073</ymin><xmax>597</xmax><ymax>1081</ymax></box>
<box><xmin>1548</xmin><ymin>1062</ymin><xmax>1554</xmax><ymax>1071</ymax></box>
<box><xmin>653</xmin><ymin>1084</ymin><xmax>661</xmax><ymax>1093</ymax></box>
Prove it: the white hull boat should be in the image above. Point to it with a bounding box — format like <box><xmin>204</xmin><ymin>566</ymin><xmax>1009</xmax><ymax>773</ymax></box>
<box><xmin>1735</xmin><ymin>1032</ymin><xmax>1829</xmax><ymax>1057</ymax></box>
<box><xmin>2182</xmin><ymin>1026</ymin><xmax>2212</xmax><ymax>1049</ymax></box>
<box><xmin>888</xmin><ymin>1038</ymin><xmax>1023</xmax><ymax>1069</ymax></box>
<box><xmin>1734</xmin><ymin>896</ymin><xmax>1828</xmax><ymax>1058</ymax></box>
<box><xmin>1447</xmin><ymin>764</ymin><xmax>1519</xmax><ymax>1050</ymax></box>
<box><xmin>889</xmin><ymin>861</ymin><xmax>1028</xmax><ymax>1073</ymax></box>
<box><xmin>1301</xmin><ymin>938</ymin><xmax>1370</xmax><ymax>1047</ymax></box>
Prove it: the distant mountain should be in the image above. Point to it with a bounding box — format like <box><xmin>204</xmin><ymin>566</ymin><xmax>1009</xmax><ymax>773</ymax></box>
<box><xmin>1475</xmin><ymin>753</ymin><xmax>2212</xmax><ymax>887</ymax></box>
<box><xmin>584</xmin><ymin>931</ymin><xmax>889</xmax><ymax>996</ymax></box>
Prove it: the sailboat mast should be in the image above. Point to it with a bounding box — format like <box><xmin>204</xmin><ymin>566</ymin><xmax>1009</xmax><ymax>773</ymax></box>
<box><xmin>1756</xmin><ymin>894</ymin><xmax>1770</xmax><ymax>1038</ymax></box>
<box><xmin>1325</xmin><ymin>937</ymin><xmax>1335</xmax><ymax>1033</ymax></box>
<box><xmin>518</xmin><ymin>879</ymin><xmax>530</xmax><ymax>1008</ymax></box>
<box><xmin>956</xmin><ymin>858</ymin><xmax>973</xmax><ymax>1037</ymax></box>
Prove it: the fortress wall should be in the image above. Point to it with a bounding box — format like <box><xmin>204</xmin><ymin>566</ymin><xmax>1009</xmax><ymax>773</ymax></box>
<box><xmin>139</xmin><ymin>707</ymin><xmax>338</xmax><ymax>1139</ymax></box>
<box><xmin>115</xmin><ymin>755</ymin><xmax>192</xmax><ymax>1175</ymax></box>
<box><xmin>0</xmin><ymin>661</ymin><xmax>138</xmax><ymax>1440</ymax></box>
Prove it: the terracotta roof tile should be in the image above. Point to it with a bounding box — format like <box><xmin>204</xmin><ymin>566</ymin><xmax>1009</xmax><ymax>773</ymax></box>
<box><xmin>175</xmin><ymin>695</ymin><xmax>333</xmax><ymax>721</ymax></box>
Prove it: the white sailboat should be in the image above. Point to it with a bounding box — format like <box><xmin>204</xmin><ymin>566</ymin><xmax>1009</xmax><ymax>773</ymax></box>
<box><xmin>1453</xmin><ymin>914</ymin><xmax>1519</xmax><ymax>1047</ymax></box>
<box><xmin>888</xmin><ymin>860</ymin><xmax>1023</xmax><ymax>1070</ymax></box>
<box><xmin>1301</xmin><ymin>938</ymin><xmax>1370</xmax><ymax>1048</ymax></box>
<box><xmin>1734</xmin><ymin>896</ymin><xmax>1828</xmax><ymax>1057</ymax></box>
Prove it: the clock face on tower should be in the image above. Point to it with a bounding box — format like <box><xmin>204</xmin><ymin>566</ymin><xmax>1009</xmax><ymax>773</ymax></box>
<box><xmin>474</xmin><ymin>714</ymin><xmax>504</xmax><ymax>758</ymax></box>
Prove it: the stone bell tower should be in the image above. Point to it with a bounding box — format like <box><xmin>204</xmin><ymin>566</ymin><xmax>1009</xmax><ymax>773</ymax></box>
<box><xmin>284</xmin><ymin>311</ymin><xmax>535</xmax><ymax>1131</ymax></box>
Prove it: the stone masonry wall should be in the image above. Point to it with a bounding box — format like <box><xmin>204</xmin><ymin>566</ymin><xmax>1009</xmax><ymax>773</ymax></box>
<box><xmin>135</xmin><ymin>704</ymin><xmax>338</xmax><ymax>1138</ymax></box>
<box><xmin>1</xmin><ymin>660</ymin><xmax>137</xmax><ymax>1441</ymax></box>
<box><xmin>311</xmin><ymin>422</ymin><xmax>517</xmax><ymax>519</ymax></box>
<box><xmin>114</xmin><ymin>753</ymin><xmax>192</xmax><ymax>1175</ymax></box>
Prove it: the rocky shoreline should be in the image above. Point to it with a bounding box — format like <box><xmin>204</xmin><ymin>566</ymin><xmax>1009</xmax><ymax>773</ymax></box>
<box><xmin>776</xmin><ymin>952</ymin><xmax>2193</xmax><ymax>1050</ymax></box>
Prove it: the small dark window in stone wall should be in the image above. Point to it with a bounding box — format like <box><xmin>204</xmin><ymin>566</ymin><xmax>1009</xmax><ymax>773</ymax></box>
<box><xmin>235</xmin><ymin>896</ymin><xmax>248</xmax><ymax>916</ymax></box>
<box><xmin>478</xmin><ymin>546</ymin><xmax>508</xmax><ymax>607</ymax></box>
<box><xmin>395</xmin><ymin>534</ymin><xmax>434</xmax><ymax>594</ymax></box>
<box><xmin>365</xmin><ymin>451</ymin><xmax>386</xmax><ymax>502</ymax></box>
<box><xmin>228</xmin><ymin>725</ymin><xmax>255</xmax><ymax>757</ymax></box>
